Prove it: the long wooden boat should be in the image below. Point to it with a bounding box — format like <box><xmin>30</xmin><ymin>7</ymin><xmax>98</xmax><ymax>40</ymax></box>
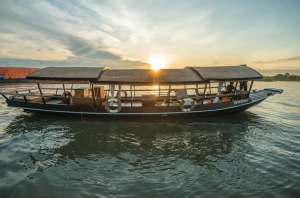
<box><xmin>0</xmin><ymin>65</ymin><xmax>283</xmax><ymax>117</ymax></box>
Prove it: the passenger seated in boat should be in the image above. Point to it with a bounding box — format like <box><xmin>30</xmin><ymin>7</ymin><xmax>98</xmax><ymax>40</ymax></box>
<box><xmin>61</xmin><ymin>91</ymin><xmax>72</xmax><ymax>104</ymax></box>
<box><xmin>219</xmin><ymin>90</ymin><xmax>226</xmax><ymax>99</ymax></box>
<box><xmin>193</xmin><ymin>89</ymin><xmax>201</xmax><ymax>103</ymax></box>
<box><xmin>227</xmin><ymin>82</ymin><xmax>235</xmax><ymax>93</ymax></box>
<box><xmin>239</xmin><ymin>81</ymin><xmax>248</xmax><ymax>91</ymax></box>
<box><xmin>195</xmin><ymin>93</ymin><xmax>201</xmax><ymax>101</ymax></box>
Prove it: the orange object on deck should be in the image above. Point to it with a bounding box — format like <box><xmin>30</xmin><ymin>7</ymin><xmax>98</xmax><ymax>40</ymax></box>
<box><xmin>222</xmin><ymin>97</ymin><xmax>230</xmax><ymax>102</ymax></box>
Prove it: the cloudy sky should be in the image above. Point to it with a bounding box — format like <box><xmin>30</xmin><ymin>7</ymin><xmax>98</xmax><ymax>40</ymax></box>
<box><xmin>0</xmin><ymin>0</ymin><xmax>299</xmax><ymax>75</ymax></box>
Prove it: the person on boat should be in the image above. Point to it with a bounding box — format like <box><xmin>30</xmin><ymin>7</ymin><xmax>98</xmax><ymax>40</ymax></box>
<box><xmin>227</xmin><ymin>82</ymin><xmax>235</xmax><ymax>93</ymax></box>
<box><xmin>239</xmin><ymin>81</ymin><xmax>248</xmax><ymax>91</ymax></box>
<box><xmin>194</xmin><ymin>89</ymin><xmax>201</xmax><ymax>101</ymax></box>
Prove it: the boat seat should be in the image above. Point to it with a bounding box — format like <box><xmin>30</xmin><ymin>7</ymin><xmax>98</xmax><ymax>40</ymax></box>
<box><xmin>141</xmin><ymin>94</ymin><xmax>156</xmax><ymax>107</ymax></box>
<box><xmin>175</xmin><ymin>89</ymin><xmax>188</xmax><ymax>100</ymax></box>
<box><xmin>72</xmin><ymin>97</ymin><xmax>103</xmax><ymax>106</ymax></box>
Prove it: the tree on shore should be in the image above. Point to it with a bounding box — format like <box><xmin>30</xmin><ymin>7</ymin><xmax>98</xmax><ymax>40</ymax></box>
<box><xmin>259</xmin><ymin>73</ymin><xmax>300</xmax><ymax>81</ymax></box>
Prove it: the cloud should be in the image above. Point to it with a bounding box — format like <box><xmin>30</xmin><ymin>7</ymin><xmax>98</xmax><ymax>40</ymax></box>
<box><xmin>0</xmin><ymin>0</ymin><xmax>299</xmax><ymax>70</ymax></box>
<box><xmin>0</xmin><ymin>44</ymin><xmax>11</xmax><ymax>54</ymax></box>
<box><xmin>195</xmin><ymin>34</ymin><xmax>218</xmax><ymax>45</ymax></box>
<box><xmin>0</xmin><ymin>57</ymin><xmax>150</xmax><ymax>69</ymax></box>
<box><xmin>0</xmin><ymin>0</ymin><xmax>139</xmax><ymax>67</ymax></box>
<box><xmin>85</xmin><ymin>50</ymin><xmax>121</xmax><ymax>60</ymax></box>
<box><xmin>253</xmin><ymin>56</ymin><xmax>300</xmax><ymax>64</ymax></box>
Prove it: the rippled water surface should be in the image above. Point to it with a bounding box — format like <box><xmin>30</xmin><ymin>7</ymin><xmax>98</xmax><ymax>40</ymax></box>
<box><xmin>0</xmin><ymin>82</ymin><xmax>299</xmax><ymax>198</ymax></box>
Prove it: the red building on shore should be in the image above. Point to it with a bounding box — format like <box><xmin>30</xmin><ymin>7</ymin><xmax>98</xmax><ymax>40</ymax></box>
<box><xmin>0</xmin><ymin>67</ymin><xmax>39</xmax><ymax>81</ymax></box>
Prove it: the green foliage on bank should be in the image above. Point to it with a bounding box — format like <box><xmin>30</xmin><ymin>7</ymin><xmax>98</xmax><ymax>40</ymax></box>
<box><xmin>259</xmin><ymin>73</ymin><xmax>300</xmax><ymax>81</ymax></box>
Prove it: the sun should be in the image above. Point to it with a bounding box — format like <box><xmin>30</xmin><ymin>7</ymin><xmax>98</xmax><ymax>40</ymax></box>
<box><xmin>148</xmin><ymin>55</ymin><xmax>167</xmax><ymax>71</ymax></box>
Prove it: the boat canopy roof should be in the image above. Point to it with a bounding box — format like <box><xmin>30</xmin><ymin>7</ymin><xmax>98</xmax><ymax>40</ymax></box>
<box><xmin>97</xmin><ymin>68</ymin><xmax>203</xmax><ymax>85</ymax></box>
<box><xmin>186</xmin><ymin>65</ymin><xmax>262</xmax><ymax>81</ymax></box>
<box><xmin>28</xmin><ymin>67</ymin><xmax>109</xmax><ymax>83</ymax></box>
<box><xmin>27</xmin><ymin>65</ymin><xmax>262</xmax><ymax>84</ymax></box>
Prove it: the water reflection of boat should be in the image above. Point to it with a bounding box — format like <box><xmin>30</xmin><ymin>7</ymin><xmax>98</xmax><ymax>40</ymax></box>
<box><xmin>0</xmin><ymin>65</ymin><xmax>283</xmax><ymax>117</ymax></box>
<box><xmin>4</xmin><ymin>111</ymin><xmax>263</xmax><ymax>171</ymax></box>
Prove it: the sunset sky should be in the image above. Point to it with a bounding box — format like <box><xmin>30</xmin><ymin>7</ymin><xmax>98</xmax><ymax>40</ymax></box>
<box><xmin>0</xmin><ymin>0</ymin><xmax>299</xmax><ymax>75</ymax></box>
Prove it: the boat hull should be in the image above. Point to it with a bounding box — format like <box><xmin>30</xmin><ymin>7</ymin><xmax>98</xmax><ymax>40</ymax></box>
<box><xmin>4</xmin><ymin>88</ymin><xmax>282</xmax><ymax>117</ymax></box>
<box><xmin>5</xmin><ymin>98</ymin><xmax>264</xmax><ymax>118</ymax></box>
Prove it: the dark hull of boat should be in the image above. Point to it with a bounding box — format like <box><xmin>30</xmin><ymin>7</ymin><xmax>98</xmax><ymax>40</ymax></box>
<box><xmin>6</xmin><ymin>98</ymin><xmax>264</xmax><ymax>118</ymax></box>
<box><xmin>4</xmin><ymin>88</ymin><xmax>283</xmax><ymax>118</ymax></box>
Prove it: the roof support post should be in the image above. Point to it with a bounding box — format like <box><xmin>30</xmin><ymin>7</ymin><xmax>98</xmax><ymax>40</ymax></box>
<box><xmin>232</xmin><ymin>82</ymin><xmax>239</xmax><ymax>102</ymax></box>
<box><xmin>110</xmin><ymin>85</ymin><xmax>115</xmax><ymax>105</ymax></box>
<box><xmin>91</xmin><ymin>84</ymin><xmax>96</xmax><ymax>106</ymax></box>
<box><xmin>167</xmin><ymin>85</ymin><xmax>171</xmax><ymax>107</ymax></box>
<box><xmin>249</xmin><ymin>81</ymin><xmax>254</xmax><ymax>91</ymax></box>
<box><xmin>23</xmin><ymin>95</ymin><xmax>27</xmax><ymax>103</ymax></box>
<box><xmin>118</xmin><ymin>85</ymin><xmax>122</xmax><ymax>99</ymax></box>
<box><xmin>234</xmin><ymin>82</ymin><xmax>238</xmax><ymax>91</ymax></box>
<box><xmin>62</xmin><ymin>83</ymin><xmax>68</xmax><ymax>105</ymax></box>
<box><xmin>1</xmin><ymin>93</ymin><xmax>8</xmax><ymax>100</ymax></box>
<box><xmin>195</xmin><ymin>84</ymin><xmax>199</xmax><ymax>94</ymax></box>
<box><xmin>130</xmin><ymin>85</ymin><xmax>133</xmax><ymax>107</ymax></box>
<box><xmin>37</xmin><ymin>83</ymin><xmax>45</xmax><ymax>104</ymax></box>
<box><xmin>201</xmin><ymin>84</ymin><xmax>207</xmax><ymax>105</ymax></box>
<box><xmin>159</xmin><ymin>86</ymin><xmax>161</xmax><ymax>97</ymax></box>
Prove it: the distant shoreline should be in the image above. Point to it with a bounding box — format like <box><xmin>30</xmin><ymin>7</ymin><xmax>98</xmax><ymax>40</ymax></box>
<box><xmin>258</xmin><ymin>80</ymin><xmax>300</xmax><ymax>82</ymax></box>
<box><xmin>0</xmin><ymin>80</ymin><xmax>29</xmax><ymax>84</ymax></box>
<box><xmin>259</xmin><ymin>73</ymin><xmax>300</xmax><ymax>81</ymax></box>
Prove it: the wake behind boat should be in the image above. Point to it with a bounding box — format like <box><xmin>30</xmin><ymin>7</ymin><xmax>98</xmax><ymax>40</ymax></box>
<box><xmin>0</xmin><ymin>65</ymin><xmax>283</xmax><ymax>117</ymax></box>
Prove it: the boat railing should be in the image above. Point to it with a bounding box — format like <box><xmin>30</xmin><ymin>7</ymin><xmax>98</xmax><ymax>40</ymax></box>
<box><xmin>1</xmin><ymin>85</ymin><xmax>251</xmax><ymax>107</ymax></box>
<box><xmin>1</xmin><ymin>85</ymin><xmax>225</xmax><ymax>97</ymax></box>
<box><xmin>2</xmin><ymin>91</ymin><xmax>249</xmax><ymax>101</ymax></box>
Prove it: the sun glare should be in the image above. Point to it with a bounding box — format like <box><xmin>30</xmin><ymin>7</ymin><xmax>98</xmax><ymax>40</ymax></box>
<box><xmin>148</xmin><ymin>55</ymin><xmax>167</xmax><ymax>71</ymax></box>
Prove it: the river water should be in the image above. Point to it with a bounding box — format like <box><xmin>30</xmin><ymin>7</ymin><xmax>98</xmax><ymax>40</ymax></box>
<box><xmin>0</xmin><ymin>82</ymin><xmax>299</xmax><ymax>198</ymax></box>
